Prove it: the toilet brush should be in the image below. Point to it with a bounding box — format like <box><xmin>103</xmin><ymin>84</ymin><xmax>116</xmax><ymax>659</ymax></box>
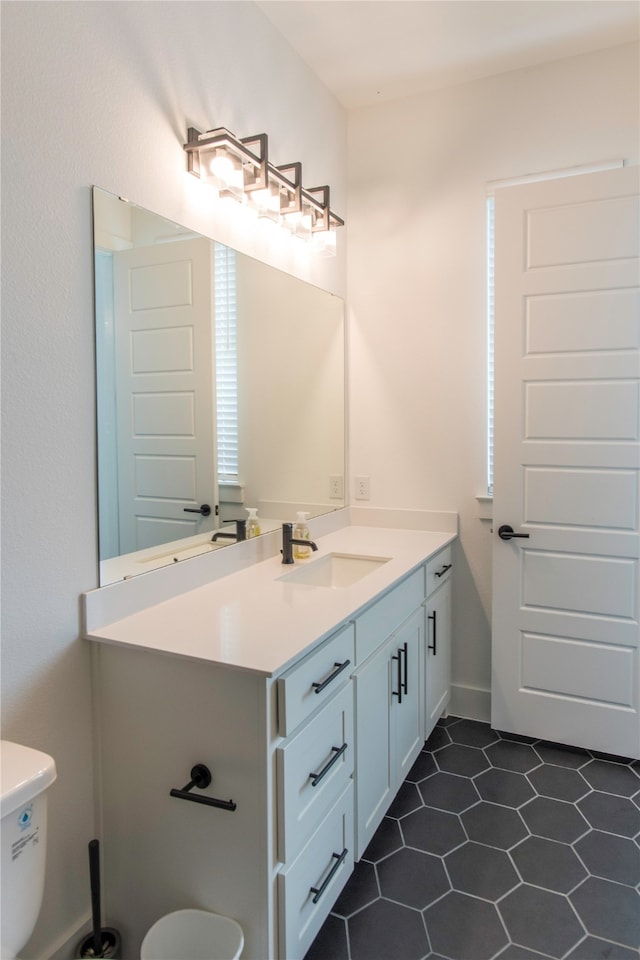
<box><xmin>74</xmin><ymin>839</ymin><xmax>122</xmax><ymax>959</ymax></box>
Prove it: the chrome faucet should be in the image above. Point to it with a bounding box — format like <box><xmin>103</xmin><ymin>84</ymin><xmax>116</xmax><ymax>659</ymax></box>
<box><xmin>211</xmin><ymin>519</ymin><xmax>247</xmax><ymax>542</ymax></box>
<box><xmin>281</xmin><ymin>522</ymin><xmax>318</xmax><ymax>564</ymax></box>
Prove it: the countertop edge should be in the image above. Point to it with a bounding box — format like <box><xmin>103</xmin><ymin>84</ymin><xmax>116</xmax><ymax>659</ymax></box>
<box><xmin>86</xmin><ymin>526</ymin><xmax>457</xmax><ymax>679</ymax></box>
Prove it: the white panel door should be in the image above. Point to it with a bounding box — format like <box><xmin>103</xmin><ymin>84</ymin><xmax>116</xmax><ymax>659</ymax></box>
<box><xmin>491</xmin><ymin>166</ymin><xmax>640</xmax><ymax>759</ymax></box>
<box><xmin>114</xmin><ymin>238</ymin><xmax>217</xmax><ymax>553</ymax></box>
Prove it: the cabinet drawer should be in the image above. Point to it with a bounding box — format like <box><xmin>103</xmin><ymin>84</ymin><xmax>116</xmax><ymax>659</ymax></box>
<box><xmin>426</xmin><ymin>545</ymin><xmax>453</xmax><ymax>596</ymax></box>
<box><xmin>277</xmin><ymin>683</ymin><xmax>353</xmax><ymax>863</ymax></box>
<box><xmin>278</xmin><ymin>782</ymin><xmax>354</xmax><ymax>960</ymax></box>
<box><xmin>355</xmin><ymin>568</ymin><xmax>424</xmax><ymax>664</ymax></box>
<box><xmin>278</xmin><ymin>622</ymin><xmax>354</xmax><ymax>737</ymax></box>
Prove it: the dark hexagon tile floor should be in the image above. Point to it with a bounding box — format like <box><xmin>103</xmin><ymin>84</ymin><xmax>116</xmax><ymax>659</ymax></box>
<box><xmin>304</xmin><ymin>717</ymin><xmax>640</xmax><ymax>960</ymax></box>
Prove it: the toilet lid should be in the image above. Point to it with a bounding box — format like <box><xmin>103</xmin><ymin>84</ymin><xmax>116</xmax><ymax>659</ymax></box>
<box><xmin>0</xmin><ymin>741</ymin><xmax>57</xmax><ymax>817</ymax></box>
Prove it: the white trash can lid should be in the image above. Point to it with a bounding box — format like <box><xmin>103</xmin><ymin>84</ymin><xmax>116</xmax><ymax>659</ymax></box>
<box><xmin>140</xmin><ymin>909</ymin><xmax>244</xmax><ymax>960</ymax></box>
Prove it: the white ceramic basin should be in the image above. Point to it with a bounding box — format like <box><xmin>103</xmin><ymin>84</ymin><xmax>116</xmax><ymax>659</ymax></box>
<box><xmin>278</xmin><ymin>552</ymin><xmax>391</xmax><ymax>588</ymax></box>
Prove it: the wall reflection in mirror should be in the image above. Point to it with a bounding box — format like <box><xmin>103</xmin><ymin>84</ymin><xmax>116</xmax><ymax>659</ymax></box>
<box><xmin>94</xmin><ymin>187</ymin><xmax>345</xmax><ymax>585</ymax></box>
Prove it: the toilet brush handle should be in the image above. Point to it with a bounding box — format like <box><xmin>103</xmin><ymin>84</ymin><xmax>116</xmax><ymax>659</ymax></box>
<box><xmin>88</xmin><ymin>839</ymin><xmax>102</xmax><ymax>956</ymax></box>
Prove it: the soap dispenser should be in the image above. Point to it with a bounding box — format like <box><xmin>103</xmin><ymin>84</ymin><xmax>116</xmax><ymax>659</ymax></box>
<box><xmin>246</xmin><ymin>507</ymin><xmax>261</xmax><ymax>538</ymax></box>
<box><xmin>293</xmin><ymin>511</ymin><xmax>311</xmax><ymax>559</ymax></box>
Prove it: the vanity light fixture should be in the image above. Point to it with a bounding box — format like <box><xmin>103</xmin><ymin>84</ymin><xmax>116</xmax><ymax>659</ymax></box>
<box><xmin>184</xmin><ymin>126</ymin><xmax>344</xmax><ymax>254</ymax></box>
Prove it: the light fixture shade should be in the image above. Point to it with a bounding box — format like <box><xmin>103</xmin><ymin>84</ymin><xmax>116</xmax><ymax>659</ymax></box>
<box><xmin>185</xmin><ymin>127</ymin><xmax>267</xmax><ymax>199</ymax></box>
<box><xmin>239</xmin><ymin>133</ymin><xmax>268</xmax><ymax>194</ymax></box>
<box><xmin>185</xmin><ymin>128</ymin><xmax>241</xmax><ymax>199</ymax></box>
<box><xmin>283</xmin><ymin>194</ymin><xmax>313</xmax><ymax>239</ymax></box>
<box><xmin>306</xmin><ymin>186</ymin><xmax>330</xmax><ymax>233</ymax></box>
<box><xmin>310</xmin><ymin>226</ymin><xmax>338</xmax><ymax>257</ymax></box>
<box><xmin>276</xmin><ymin>162</ymin><xmax>302</xmax><ymax>216</ymax></box>
<box><xmin>248</xmin><ymin>177</ymin><xmax>281</xmax><ymax>221</ymax></box>
<box><xmin>211</xmin><ymin>149</ymin><xmax>245</xmax><ymax>200</ymax></box>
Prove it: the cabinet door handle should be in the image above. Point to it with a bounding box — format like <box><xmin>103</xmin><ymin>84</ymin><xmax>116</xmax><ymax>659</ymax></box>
<box><xmin>309</xmin><ymin>743</ymin><xmax>348</xmax><ymax>787</ymax></box>
<box><xmin>435</xmin><ymin>563</ymin><xmax>452</xmax><ymax>578</ymax></box>
<box><xmin>312</xmin><ymin>659</ymin><xmax>351</xmax><ymax>695</ymax></box>
<box><xmin>310</xmin><ymin>848</ymin><xmax>348</xmax><ymax>904</ymax></box>
<box><xmin>392</xmin><ymin>649</ymin><xmax>403</xmax><ymax>704</ymax></box>
<box><xmin>428</xmin><ymin>611</ymin><xmax>437</xmax><ymax>654</ymax></box>
<box><xmin>401</xmin><ymin>641</ymin><xmax>408</xmax><ymax>696</ymax></box>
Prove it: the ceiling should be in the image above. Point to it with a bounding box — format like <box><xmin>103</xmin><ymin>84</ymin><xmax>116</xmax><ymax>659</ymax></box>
<box><xmin>256</xmin><ymin>0</ymin><xmax>640</xmax><ymax>109</ymax></box>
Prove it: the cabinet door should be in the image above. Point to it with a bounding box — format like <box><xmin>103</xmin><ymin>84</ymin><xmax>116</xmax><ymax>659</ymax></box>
<box><xmin>391</xmin><ymin>607</ymin><xmax>425</xmax><ymax>788</ymax></box>
<box><xmin>426</xmin><ymin>579</ymin><xmax>451</xmax><ymax>739</ymax></box>
<box><xmin>354</xmin><ymin>634</ymin><xmax>394</xmax><ymax>858</ymax></box>
<box><xmin>354</xmin><ymin>608</ymin><xmax>425</xmax><ymax>859</ymax></box>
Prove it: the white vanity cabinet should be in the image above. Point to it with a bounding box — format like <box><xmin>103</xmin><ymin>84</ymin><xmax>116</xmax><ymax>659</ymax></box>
<box><xmin>353</xmin><ymin>569</ymin><xmax>425</xmax><ymax>858</ymax></box>
<box><xmin>425</xmin><ymin>545</ymin><xmax>453</xmax><ymax>739</ymax></box>
<box><xmin>87</xmin><ymin>524</ymin><xmax>457</xmax><ymax>960</ymax></box>
<box><xmin>94</xmin><ymin>620</ymin><xmax>357</xmax><ymax>960</ymax></box>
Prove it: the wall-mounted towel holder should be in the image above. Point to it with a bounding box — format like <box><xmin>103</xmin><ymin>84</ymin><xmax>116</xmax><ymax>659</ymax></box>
<box><xmin>170</xmin><ymin>763</ymin><xmax>237</xmax><ymax>812</ymax></box>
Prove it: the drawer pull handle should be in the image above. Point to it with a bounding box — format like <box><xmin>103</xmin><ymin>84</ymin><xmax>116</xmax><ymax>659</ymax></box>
<box><xmin>428</xmin><ymin>611</ymin><xmax>437</xmax><ymax>654</ymax></box>
<box><xmin>392</xmin><ymin>647</ymin><xmax>403</xmax><ymax>704</ymax></box>
<box><xmin>310</xmin><ymin>848</ymin><xmax>348</xmax><ymax>904</ymax></box>
<box><xmin>392</xmin><ymin>643</ymin><xmax>409</xmax><ymax>702</ymax></box>
<box><xmin>309</xmin><ymin>743</ymin><xmax>348</xmax><ymax>787</ymax></box>
<box><xmin>402</xmin><ymin>641</ymin><xmax>408</xmax><ymax>695</ymax></box>
<box><xmin>312</xmin><ymin>659</ymin><xmax>351</xmax><ymax>694</ymax></box>
<box><xmin>435</xmin><ymin>563</ymin><xmax>452</xmax><ymax>578</ymax></box>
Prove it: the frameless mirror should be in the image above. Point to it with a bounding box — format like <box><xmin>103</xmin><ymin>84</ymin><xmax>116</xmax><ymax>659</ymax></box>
<box><xmin>93</xmin><ymin>187</ymin><xmax>345</xmax><ymax>584</ymax></box>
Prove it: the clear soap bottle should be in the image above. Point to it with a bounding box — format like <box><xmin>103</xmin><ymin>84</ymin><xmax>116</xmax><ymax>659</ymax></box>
<box><xmin>293</xmin><ymin>511</ymin><xmax>311</xmax><ymax>559</ymax></box>
<box><xmin>246</xmin><ymin>507</ymin><xmax>261</xmax><ymax>538</ymax></box>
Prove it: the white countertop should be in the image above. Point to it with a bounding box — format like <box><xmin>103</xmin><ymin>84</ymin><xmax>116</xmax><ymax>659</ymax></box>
<box><xmin>87</xmin><ymin>525</ymin><xmax>455</xmax><ymax>677</ymax></box>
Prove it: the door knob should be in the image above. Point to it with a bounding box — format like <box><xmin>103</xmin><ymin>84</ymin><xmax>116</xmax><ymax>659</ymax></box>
<box><xmin>183</xmin><ymin>504</ymin><xmax>212</xmax><ymax>517</ymax></box>
<box><xmin>498</xmin><ymin>524</ymin><xmax>530</xmax><ymax>541</ymax></box>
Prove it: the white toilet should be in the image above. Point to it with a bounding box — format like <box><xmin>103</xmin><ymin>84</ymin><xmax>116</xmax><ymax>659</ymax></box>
<box><xmin>1</xmin><ymin>740</ymin><xmax>57</xmax><ymax>960</ymax></box>
<box><xmin>140</xmin><ymin>909</ymin><xmax>244</xmax><ymax>960</ymax></box>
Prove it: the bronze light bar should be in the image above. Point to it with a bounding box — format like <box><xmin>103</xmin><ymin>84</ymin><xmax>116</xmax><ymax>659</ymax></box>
<box><xmin>184</xmin><ymin>126</ymin><xmax>344</xmax><ymax>237</ymax></box>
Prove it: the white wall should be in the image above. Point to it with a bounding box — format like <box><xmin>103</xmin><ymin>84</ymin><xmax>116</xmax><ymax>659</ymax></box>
<box><xmin>0</xmin><ymin>3</ymin><xmax>346</xmax><ymax>956</ymax></box>
<box><xmin>347</xmin><ymin>42</ymin><xmax>640</xmax><ymax>719</ymax></box>
<box><xmin>237</xmin><ymin>255</ymin><xmax>345</xmax><ymax>512</ymax></box>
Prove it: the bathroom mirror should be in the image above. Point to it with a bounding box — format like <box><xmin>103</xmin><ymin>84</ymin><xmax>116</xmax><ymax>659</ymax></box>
<box><xmin>93</xmin><ymin>187</ymin><xmax>345</xmax><ymax>584</ymax></box>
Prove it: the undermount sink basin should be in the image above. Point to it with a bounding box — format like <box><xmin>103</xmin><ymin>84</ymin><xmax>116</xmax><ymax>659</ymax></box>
<box><xmin>278</xmin><ymin>552</ymin><xmax>391</xmax><ymax>589</ymax></box>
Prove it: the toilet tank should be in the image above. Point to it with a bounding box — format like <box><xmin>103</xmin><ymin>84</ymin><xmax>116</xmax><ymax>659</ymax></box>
<box><xmin>1</xmin><ymin>741</ymin><xmax>57</xmax><ymax>960</ymax></box>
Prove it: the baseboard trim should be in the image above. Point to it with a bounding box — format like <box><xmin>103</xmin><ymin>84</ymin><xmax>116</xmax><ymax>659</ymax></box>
<box><xmin>449</xmin><ymin>684</ymin><xmax>491</xmax><ymax>724</ymax></box>
<box><xmin>37</xmin><ymin>912</ymin><xmax>91</xmax><ymax>960</ymax></box>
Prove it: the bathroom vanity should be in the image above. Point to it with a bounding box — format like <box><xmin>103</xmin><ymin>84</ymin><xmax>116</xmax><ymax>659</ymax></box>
<box><xmin>85</xmin><ymin>521</ymin><xmax>455</xmax><ymax>958</ymax></box>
